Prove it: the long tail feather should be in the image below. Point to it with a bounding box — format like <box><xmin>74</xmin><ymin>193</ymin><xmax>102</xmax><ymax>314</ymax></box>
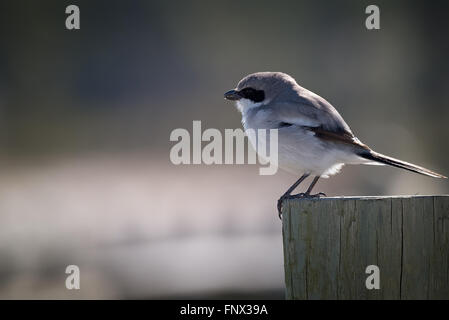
<box><xmin>359</xmin><ymin>151</ymin><xmax>447</xmax><ymax>179</ymax></box>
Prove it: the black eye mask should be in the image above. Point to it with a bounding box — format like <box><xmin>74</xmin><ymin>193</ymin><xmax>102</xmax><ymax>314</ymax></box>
<box><xmin>238</xmin><ymin>87</ymin><xmax>265</xmax><ymax>103</ymax></box>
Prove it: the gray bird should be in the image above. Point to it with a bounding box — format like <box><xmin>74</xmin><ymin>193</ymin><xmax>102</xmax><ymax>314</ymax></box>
<box><xmin>224</xmin><ymin>72</ymin><xmax>446</xmax><ymax>218</ymax></box>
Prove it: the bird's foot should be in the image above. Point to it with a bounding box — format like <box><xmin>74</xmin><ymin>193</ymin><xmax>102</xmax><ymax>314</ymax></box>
<box><xmin>277</xmin><ymin>192</ymin><xmax>327</xmax><ymax>219</ymax></box>
<box><xmin>288</xmin><ymin>192</ymin><xmax>327</xmax><ymax>199</ymax></box>
<box><xmin>277</xmin><ymin>196</ymin><xmax>286</xmax><ymax>220</ymax></box>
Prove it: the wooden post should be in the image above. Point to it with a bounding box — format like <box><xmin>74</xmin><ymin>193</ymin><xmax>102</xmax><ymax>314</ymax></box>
<box><xmin>282</xmin><ymin>195</ymin><xmax>449</xmax><ymax>300</ymax></box>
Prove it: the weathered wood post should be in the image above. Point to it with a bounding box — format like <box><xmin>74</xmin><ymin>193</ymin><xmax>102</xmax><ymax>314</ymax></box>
<box><xmin>282</xmin><ymin>195</ymin><xmax>449</xmax><ymax>299</ymax></box>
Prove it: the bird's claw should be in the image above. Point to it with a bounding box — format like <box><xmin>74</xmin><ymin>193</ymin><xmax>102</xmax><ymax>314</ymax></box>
<box><xmin>277</xmin><ymin>197</ymin><xmax>285</xmax><ymax>220</ymax></box>
<box><xmin>277</xmin><ymin>192</ymin><xmax>327</xmax><ymax>219</ymax></box>
<box><xmin>289</xmin><ymin>192</ymin><xmax>327</xmax><ymax>199</ymax></box>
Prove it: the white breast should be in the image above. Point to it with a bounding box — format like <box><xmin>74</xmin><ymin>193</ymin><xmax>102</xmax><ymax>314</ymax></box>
<box><xmin>236</xmin><ymin>99</ymin><xmax>263</xmax><ymax>114</ymax></box>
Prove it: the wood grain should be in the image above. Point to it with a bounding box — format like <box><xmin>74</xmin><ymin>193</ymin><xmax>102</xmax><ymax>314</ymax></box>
<box><xmin>282</xmin><ymin>196</ymin><xmax>449</xmax><ymax>300</ymax></box>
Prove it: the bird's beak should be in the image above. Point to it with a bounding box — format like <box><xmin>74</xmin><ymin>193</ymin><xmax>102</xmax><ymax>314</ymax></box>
<box><xmin>224</xmin><ymin>89</ymin><xmax>242</xmax><ymax>101</ymax></box>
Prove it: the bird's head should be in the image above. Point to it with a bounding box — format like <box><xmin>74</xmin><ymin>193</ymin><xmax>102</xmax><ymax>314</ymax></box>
<box><xmin>224</xmin><ymin>72</ymin><xmax>298</xmax><ymax>113</ymax></box>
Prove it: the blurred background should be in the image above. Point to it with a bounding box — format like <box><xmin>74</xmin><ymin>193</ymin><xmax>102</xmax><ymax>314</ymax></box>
<box><xmin>0</xmin><ymin>0</ymin><xmax>448</xmax><ymax>299</ymax></box>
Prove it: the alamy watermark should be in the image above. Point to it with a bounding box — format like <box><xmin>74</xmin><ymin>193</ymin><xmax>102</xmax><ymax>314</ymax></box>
<box><xmin>365</xmin><ymin>265</ymin><xmax>380</xmax><ymax>290</ymax></box>
<box><xmin>65</xmin><ymin>265</ymin><xmax>80</xmax><ymax>290</ymax></box>
<box><xmin>65</xmin><ymin>5</ymin><xmax>80</xmax><ymax>30</ymax></box>
<box><xmin>365</xmin><ymin>5</ymin><xmax>380</xmax><ymax>30</ymax></box>
<box><xmin>64</xmin><ymin>5</ymin><xmax>379</xmax><ymax>31</ymax></box>
<box><xmin>169</xmin><ymin>121</ymin><xmax>279</xmax><ymax>175</ymax></box>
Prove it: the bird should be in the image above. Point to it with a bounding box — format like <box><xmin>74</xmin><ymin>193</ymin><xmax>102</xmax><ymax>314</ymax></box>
<box><xmin>223</xmin><ymin>72</ymin><xmax>446</xmax><ymax>219</ymax></box>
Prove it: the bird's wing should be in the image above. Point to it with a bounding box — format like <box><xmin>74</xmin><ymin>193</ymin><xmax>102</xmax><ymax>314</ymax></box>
<box><xmin>304</xmin><ymin>125</ymin><xmax>370</xmax><ymax>151</ymax></box>
<box><xmin>273</xmin><ymin>88</ymin><xmax>352</xmax><ymax>133</ymax></box>
<box><xmin>269</xmin><ymin>89</ymin><xmax>369</xmax><ymax>151</ymax></box>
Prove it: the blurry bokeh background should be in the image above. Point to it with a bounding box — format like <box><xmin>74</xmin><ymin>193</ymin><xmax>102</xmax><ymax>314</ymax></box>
<box><xmin>0</xmin><ymin>0</ymin><xmax>448</xmax><ymax>299</ymax></box>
